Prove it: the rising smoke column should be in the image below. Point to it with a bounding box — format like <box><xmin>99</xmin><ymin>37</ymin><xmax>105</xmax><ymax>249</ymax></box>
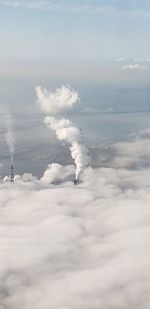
<box><xmin>4</xmin><ymin>112</ymin><xmax>15</xmax><ymax>163</ymax></box>
<box><xmin>44</xmin><ymin>116</ymin><xmax>91</xmax><ymax>180</ymax></box>
<box><xmin>36</xmin><ymin>85</ymin><xmax>91</xmax><ymax>180</ymax></box>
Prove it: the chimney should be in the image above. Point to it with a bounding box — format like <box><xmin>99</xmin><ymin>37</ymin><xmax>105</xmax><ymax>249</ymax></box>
<box><xmin>10</xmin><ymin>164</ymin><xmax>14</xmax><ymax>183</ymax></box>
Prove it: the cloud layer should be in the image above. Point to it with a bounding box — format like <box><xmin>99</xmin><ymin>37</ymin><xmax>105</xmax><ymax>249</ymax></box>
<box><xmin>1</xmin><ymin>164</ymin><xmax>150</xmax><ymax>308</ymax></box>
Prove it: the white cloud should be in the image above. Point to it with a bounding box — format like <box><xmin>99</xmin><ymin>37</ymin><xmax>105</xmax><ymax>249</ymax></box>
<box><xmin>112</xmin><ymin>138</ymin><xmax>150</xmax><ymax>169</ymax></box>
<box><xmin>122</xmin><ymin>64</ymin><xmax>147</xmax><ymax>71</ymax></box>
<box><xmin>114</xmin><ymin>58</ymin><xmax>150</xmax><ymax>65</ymax></box>
<box><xmin>1</xmin><ymin>163</ymin><xmax>150</xmax><ymax>308</ymax></box>
<box><xmin>117</xmin><ymin>57</ymin><xmax>129</xmax><ymax>62</ymax></box>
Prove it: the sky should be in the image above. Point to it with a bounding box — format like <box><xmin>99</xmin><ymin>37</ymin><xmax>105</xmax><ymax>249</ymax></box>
<box><xmin>0</xmin><ymin>0</ymin><xmax>150</xmax><ymax>109</ymax></box>
<box><xmin>0</xmin><ymin>0</ymin><xmax>150</xmax><ymax>60</ymax></box>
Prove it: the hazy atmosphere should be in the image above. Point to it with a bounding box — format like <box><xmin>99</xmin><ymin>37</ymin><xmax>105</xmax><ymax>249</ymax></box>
<box><xmin>1</xmin><ymin>1</ymin><xmax>150</xmax><ymax>308</ymax></box>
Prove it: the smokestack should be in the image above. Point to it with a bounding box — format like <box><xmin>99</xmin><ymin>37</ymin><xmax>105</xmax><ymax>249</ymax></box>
<box><xmin>10</xmin><ymin>164</ymin><xmax>14</xmax><ymax>183</ymax></box>
<box><xmin>74</xmin><ymin>178</ymin><xmax>80</xmax><ymax>185</ymax></box>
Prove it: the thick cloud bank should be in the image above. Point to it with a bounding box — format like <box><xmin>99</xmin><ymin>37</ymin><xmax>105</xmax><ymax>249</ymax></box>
<box><xmin>1</xmin><ymin>165</ymin><xmax>150</xmax><ymax>308</ymax></box>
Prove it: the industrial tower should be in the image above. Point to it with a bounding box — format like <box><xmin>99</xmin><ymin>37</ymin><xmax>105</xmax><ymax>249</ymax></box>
<box><xmin>10</xmin><ymin>164</ymin><xmax>14</xmax><ymax>183</ymax></box>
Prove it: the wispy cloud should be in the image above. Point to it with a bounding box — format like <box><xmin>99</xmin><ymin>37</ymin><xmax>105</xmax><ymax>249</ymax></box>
<box><xmin>122</xmin><ymin>64</ymin><xmax>147</xmax><ymax>71</ymax></box>
<box><xmin>0</xmin><ymin>0</ymin><xmax>63</xmax><ymax>10</ymax></box>
<box><xmin>115</xmin><ymin>57</ymin><xmax>150</xmax><ymax>64</ymax></box>
<box><xmin>1</xmin><ymin>0</ymin><xmax>150</xmax><ymax>17</ymax></box>
<box><xmin>0</xmin><ymin>0</ymin><xmax>109</xmax><ymax>12</ymax></box>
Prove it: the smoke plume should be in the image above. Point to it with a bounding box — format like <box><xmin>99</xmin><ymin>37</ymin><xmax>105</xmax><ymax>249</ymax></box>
<box><xmin>5</xmin><ymin>113</ymin><xmax>15</xmax><ymax>162</ymax></box>
<box><xmin>36</xmin><ymin>85</ymin><xmax>91</xmax><ymax>180</ymax></box>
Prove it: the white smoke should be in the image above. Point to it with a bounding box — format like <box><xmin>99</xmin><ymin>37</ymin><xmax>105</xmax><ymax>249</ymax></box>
<box><xmin>36</xmin><ymin>85</ymin><xmax>91</xmax><ymax>180</ymax></box>
<box><xmin>3</xmin><ymin>111</ymin><xmax>15</xmax><ymax>163</ymax></box>
<box><xmin>35</xmin><ymin>85</ymin><xmax>79</xmax><ymax>113</ymax></box>
<box><xmin>44</xmin><ymin>117</ymin><xmax>90</xmax><ymax>179</ymax></box>
<box><xmin>41</xmin><ymin>163</ymin><xmax>74</xmax><ymax>184</ymax></box>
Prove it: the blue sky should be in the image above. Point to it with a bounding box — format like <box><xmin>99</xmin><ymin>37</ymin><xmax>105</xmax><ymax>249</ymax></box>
<box><xmin>0</xmin><ymin>0</ymin><xmax>150</xmax><ymax>60</ymax></box>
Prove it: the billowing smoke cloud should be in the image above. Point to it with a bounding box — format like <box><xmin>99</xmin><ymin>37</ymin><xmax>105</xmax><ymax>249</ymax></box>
<box><xmin>36</xmin><ymin>85</ymin><xmax>79</xmax><ymax>113</ymax></box>
<box><xmin>0</xmin><ymin>165</ymin><xmax>150</xmax><ymax>308</ymax></box>
<box><xmin>36</xmin><ymin>85</ymin><xmax>91</xmax><ymax>180</ymax></box>
<box><xmin>41</xmin><ymin>163</ymin><xmax>74</xmax><ymax>184</ymax></box>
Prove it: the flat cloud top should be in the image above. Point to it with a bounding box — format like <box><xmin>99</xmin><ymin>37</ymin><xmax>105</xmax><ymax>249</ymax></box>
<box><xmin>1</xmin><ymin>165</ymin><xmax>150</xmax><ymax>308</ymax></box>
